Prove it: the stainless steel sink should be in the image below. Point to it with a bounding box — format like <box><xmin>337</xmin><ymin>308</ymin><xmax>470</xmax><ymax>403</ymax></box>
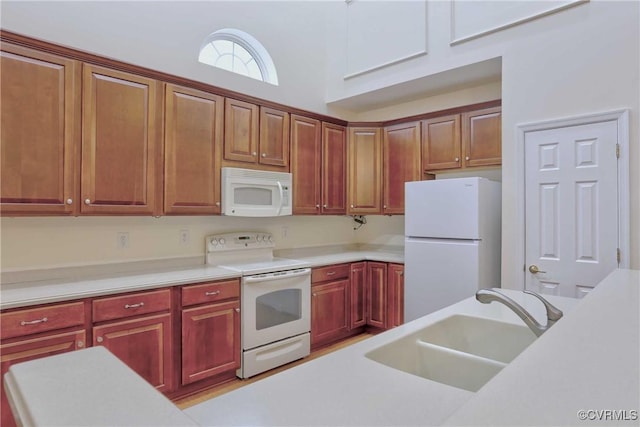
<box><xmin>365</xmin><ymin>315</ymin><xmax>537</xmax><ymax>392</ymax></box>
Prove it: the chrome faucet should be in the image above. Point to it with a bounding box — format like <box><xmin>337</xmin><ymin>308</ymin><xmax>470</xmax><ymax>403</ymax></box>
<box><xmin>475</xmin><ymin>289</ymin><xmax>563</xmax><ymax>337</ymax></box>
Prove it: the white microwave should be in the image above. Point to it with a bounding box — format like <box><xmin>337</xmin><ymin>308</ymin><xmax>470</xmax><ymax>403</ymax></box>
<box><xmin>221</xmin><ymin>167</ymin><xmax>292</xmax><ymax>217</ymax></box>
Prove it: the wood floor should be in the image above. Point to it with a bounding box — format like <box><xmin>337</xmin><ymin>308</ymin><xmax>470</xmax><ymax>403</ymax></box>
<box><xmin>175</xmin><ymin>333</ymin><xmax>373</xmax><ymax>410</ymax></box>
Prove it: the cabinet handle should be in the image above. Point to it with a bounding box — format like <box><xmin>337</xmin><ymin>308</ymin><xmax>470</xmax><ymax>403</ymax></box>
<box><xmin>77</xmin><ymin>341</ymin><xmax>84</xmax><ymax>348</ymax></box>
<box><xmin>326</xmin><ymin>271</ymin><xmax>336</xmax><ymax>276</ymax></box>
<box><xmin>383</xmin><ymin>205</ymin><xmax>387</xmax><ymax>209</ymax></box>
<box><xmin>20</xmin><ymin>317</ymin><xmax>48</xmax><ymax>326</ymax></box>
<box><xmin>66</xmin><ymin>198</ymin><xmax>73</xmax><ymax>205</ymax></box>
<box><xmin>97</xmin><ymin>336</ymin><xmax>104</xmax><ymax>343</ymax></box>
<box><xmin>261</xmin><ymin>153</ymin><xmax>267</xmax><ymax>158</ymax></box>
<box><xmin>205</xmin><ymin>290</ymin><xmax>221</xmax><ymax>296</ymax></box>
<box><xmin>235</xmin><ymin>308</ymin><xmax>240</xmax><ymax>313</ymax></box>
<box><xmin>252</xmin><ymin>151</ymin><xmax>257</xmax><ymax>156</ymax></box>
<box><xmin>312</xmin><ymin>293</ymin><xmax>317</xmax><ymax>297</ymax></box>
<box><xmin>316</xmin><ymin>204</ymin><xmax>320</xmax><ymax>209</ymax></box>
<box><xmin>216</xmin><ymin>202</ymin><xmax>220</xmax><ymax>206</ymax></box>
<box><xmin>455</xmin><ymin>157</ymin><xmax>459</xmax><ymax>162</ymax></box>
<box><xmin>124</xmin><ymin>302</ymin><xmax>145</xmax><ymax>309</ymax></box>
<box><xmin>84</xmin><ymin>198</ymin><xmax>91</xmax><ymax>205</ymax></box>
<box><xmin>465</xmin><ymin>156</ymin><xmax>470</xmax><ymax>161</ymax></box>
<box><xmin>350</xmin><ymin>204</ymin><xmax>354</xmax><ymax>208</ymax></box>
<box><xmin>323</xmin><ymin>204</ymin><xmax>327</xmax><ymax>208</ymax></box>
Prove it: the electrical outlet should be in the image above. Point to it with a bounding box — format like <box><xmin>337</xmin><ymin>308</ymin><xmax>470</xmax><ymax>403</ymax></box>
<box><xmin>179</xmin><ymin>229</ymin><xmax>190</xmax><ymax>245</ymax></box>
<box><xmin>281</xmin><ymin>225</ymin><xmax>288</xmax><ymax>239</ymax></box>
<box><xmin>117</xmin><ymin>232</ymin><xmax>130</xmax><ymax>249</ymax></box>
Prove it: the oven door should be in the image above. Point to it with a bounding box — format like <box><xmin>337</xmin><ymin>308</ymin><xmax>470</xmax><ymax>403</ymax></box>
<box><xmin>242</xmin><ymin>268</ymin><xmax>311</xmax><ymax>350</ymax></box>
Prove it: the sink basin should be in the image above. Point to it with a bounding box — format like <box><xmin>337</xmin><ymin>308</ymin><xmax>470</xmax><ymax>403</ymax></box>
<box><xmin>365</xmin><ymin>315</ymin><xmax>537</xmax><ymax>392</ymax></box>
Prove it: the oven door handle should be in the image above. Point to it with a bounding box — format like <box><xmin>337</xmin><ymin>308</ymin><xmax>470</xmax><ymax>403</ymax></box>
<box><xmin>244</xmin><ymin>268</ymin><xmax>311</xmax><ymax>283</ymax></box>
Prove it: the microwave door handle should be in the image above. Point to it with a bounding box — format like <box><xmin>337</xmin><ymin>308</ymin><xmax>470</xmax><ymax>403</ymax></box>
<box><xmin>276</xmin><ymin>181</ymin><xmax>284</xmax><ymax>215</ymax></box>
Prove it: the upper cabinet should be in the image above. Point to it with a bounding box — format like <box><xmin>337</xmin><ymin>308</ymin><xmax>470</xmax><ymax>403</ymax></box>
<box><xmin>321</xmin><ymin>123</ymin><xmax>347</xmax><ymax>215</ymax></box>
<box><xmin>223</xmin><ymin>99</ymin><xmax>289</xmax><ymax>171</ymax></box>
<box><xmin>383</xmin><ymin>121</ymin><xmax>421</xmax><ymax>215</ymax></box>
<box><xmin>462</xmin><ymin>106</ymin><xmax>501</xmax><ymax>167</ymax></box>
<box><xmin>422</xmin><ymin>106</ymin><xmax>501</xmax><ymax>173</ymax></box>
<box><xmin>164</xmin><ymin>84</ymin><xmax>223</xmax><ymax>215</ymax></box>
<box><xmin>81</xmin><ymin>64</ymin><xmax>162</xmax><ymax>215</ymax></box>
<box><xmin>291</xmin><ymin>119</ymin><xmax>346</xmax><ymax>215</ymax></box>
<box><xmin>0</xmin><ymin>44</ymin><xmax>81</xmax><ymax>215</ymax></box>
<box><xmin>347</xmin><ymin>127</ymin><xmax>382</xmax><ymax>215</ymax></box>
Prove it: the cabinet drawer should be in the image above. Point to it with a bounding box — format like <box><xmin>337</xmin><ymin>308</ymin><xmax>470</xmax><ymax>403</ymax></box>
<box><xmin>1</xmin><ymin>302</ymin><xmax>85</xmax><ymax>340</ymax></box>
<box><xmin>181</xmin><ymin>280</ymin><xmax>240</xmax><ymax>307</ymax></box>
<box><xmin>311</xmin><ymin>264</ymin><xmax>350</xmax><ymax>283</ymax></box>
<box><xmin>92</xmin><ymin>289</ymin><xmax>171</xmax><ymax>323</ymax></box>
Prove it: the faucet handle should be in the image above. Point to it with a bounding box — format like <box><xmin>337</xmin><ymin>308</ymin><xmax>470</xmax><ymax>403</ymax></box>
<box><xmin>524</xmin><ymin>290</ymin><xmax>563</xmax><ymax>321</ymax></box>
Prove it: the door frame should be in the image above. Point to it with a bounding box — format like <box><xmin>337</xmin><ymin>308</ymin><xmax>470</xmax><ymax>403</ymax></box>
<box><xmin>514</xmin><ymin>109</ymin><xmax>630</xmax><ymax>290</ymax></box>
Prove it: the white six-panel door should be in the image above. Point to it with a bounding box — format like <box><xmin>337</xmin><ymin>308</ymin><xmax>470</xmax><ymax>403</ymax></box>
<box><xmin>524</xmin><ymin>120</ymin><xmax>619</xmax><ymax>298</ymax></box>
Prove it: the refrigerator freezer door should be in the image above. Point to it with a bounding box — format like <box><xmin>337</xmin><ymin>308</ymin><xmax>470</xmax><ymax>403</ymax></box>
<box><xmin>404</xmin><ymin>237</ymin><xmax>480</xmax><ymax>322</ymax></box>
<box><xmin>405</xmin><ymin>178</ymin><xmax>480</xmax><ymax>239</ymax></box>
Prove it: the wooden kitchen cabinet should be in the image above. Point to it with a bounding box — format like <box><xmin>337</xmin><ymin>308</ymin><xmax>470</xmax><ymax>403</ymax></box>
<box><xmin>422</xmin><ymin>114</ymin><xmax>461</xmax><ymax>171</ymax></box>
<box><xmin>383</xmin><ymin>121</ymin><xmax>421</xmax><ymax>214</ymax></box>
<box><xmin>366</xmin><ymin>262</ymin><xmax>388</xmax><ymax>329</ymax></box>
<box><xmin>224</xmin><ymin>98</ymin><xmax>259</xmax><ymax>164</ymax></box>
<box><xmin>180</xmin><ymin>279</ymin><xmax>240</xmax><ymax>386</ymax></box>
<box><xmin>321</xmin><ymin>123</ymin><xmax>347</xmax><ymax>215</ymax></box>
<box><xmin>311</xmin><ymin>264</ymin><xmax>351</xmax><ymax>348</ymax></box>
<box><xmin>422</xmin><ymin>107</ymin><xmax>501</xmax><ymax>172</ymax></box>
<box><xmin>164</xmin><ymin>84</ymin><xmax>223</xmax><ymax>215</ymax></box>
<box><xmin>462</xmin><ymin>106</ymin><xmax>502</xmax><ymax>167</ymax></box>
<box><xmin>291</xmin><ymin>115</ymin><xmax>322</xmax><ymax>214</ymax></box>
<box><xmin>387</xmin><ymin>263</ymin><xmax>405</xmax><ymax>328</ymax></box>
<box><xmin>291</xmin><ymin>118</ymin><xmax>346</xmax><ymax>215</ymax></box>
<box><xmin>81</xmin><ymin>64</ymin><xmax>162</xmax><ymax>215</ymax></box>
<box><xmin>259</xmin><ymin>107</ymin><xmax>290</xmax><ymax>168</ymax></box>
<box><xmin>0</xmin><ymin>43</ymin><xmax>81</xmax><ymax>216</ymax></box>
<box><xmin>0</xmin><ymin>301</ymin><xmax>87</xmax><ymax>427</ymax></box>
<box><xmin>347</xmin><ymin>127</ymin><xmax>383</xmax><ymax>215</ymax></box>
<box><xmin>92</xmin><ymin>289</ymin><xmax>173</xmax><ymax>392</ymax></box>
<box><xmin>349</xmin><ymin>262</ymin><xmax>367</xmax><ymax>329</ymax></box>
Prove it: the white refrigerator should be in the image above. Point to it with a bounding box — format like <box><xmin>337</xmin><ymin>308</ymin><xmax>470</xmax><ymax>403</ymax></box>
<box><xmin>404</xmin><ymin>177</ymin><xmax>501</xmax><ymax>322</ymax></box>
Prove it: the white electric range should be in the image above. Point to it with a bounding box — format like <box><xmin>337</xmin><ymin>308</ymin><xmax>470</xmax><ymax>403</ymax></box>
<box><xmin>206</xmin><ymin>232</ymin><xmax>311</xmax><ymax>379</ymax></box>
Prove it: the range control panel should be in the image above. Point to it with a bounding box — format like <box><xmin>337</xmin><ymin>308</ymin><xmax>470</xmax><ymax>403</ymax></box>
<box><xmin>206</xmin><ymin>232</ymin><xmax>274</xmax><ymax>252</ymax></box>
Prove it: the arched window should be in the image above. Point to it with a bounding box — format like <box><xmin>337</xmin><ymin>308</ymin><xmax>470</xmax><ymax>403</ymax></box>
<box><xmin>198</xmin><ymin>29</ymin><xmax>278</xmax><ymax>85</ymax></box>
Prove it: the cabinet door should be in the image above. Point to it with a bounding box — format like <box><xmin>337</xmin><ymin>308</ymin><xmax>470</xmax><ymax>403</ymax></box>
<box><xmin>349</xmin><ymin>262</ymin><xmax>367</xmax><ymax>329</ymax></box>
<box><xmin>224</xmin><ymin>98</ymin><xmax>259</xmax><ymax>164</ymax></box>
<box><xmin>181</xmin><ymin>300</ymin><xmax>240</xmax><ymax>385</ymax></box>
<box><xmin>422</xmin><ymin>114</ymin><xmax>461</xmax><ymax>171</ymax></box>
<box><xmin>348</xmin><ymin>127</ymin><xmax>382</xmax><ymax>214</ymax></box>
<box><xmin>164</xmin><ymin>84</ymin><xmax>223</xmax><ymax>214</ymax></box>
<box><xmin>383</xmin><ymin>122</ymin><xmax>421</xmax><ymax>214</ymax></box>
<box><xmin>93</xmin><ymin>313</ymin><xmax>172</xmax><ymax>392</ymax></box>
<box><xmin>291</xmin><ymin>115</ymin><xmax>321</xmax><ymax>214</ymax></box>
<box><xmin>0</xmin><ymin>44</ymin><xmax>80</xmax><ymax>215</ymax></box>
<box><xmin>387</xmin><ymin>264</ymin><xmax>404</xmax><ymax>328</ymax></box>
<box><xmin>366</xmin><ymin>262</ymin><xmax>387</xmax><ymax>329</ymax></box>
<box><xmin>1</xmin><ymin>330</ymin><xmax>85</xmax><ymax>427</ymax></box>
<box><xmin>311</xmin><ymin>279</ymin><xmax>349</xmax><ymax>348</ymax></box>
<box><xmin>462</xmin><ymin>107</ymin><xmax>501</xmax><ymax>167</ymax></box>
<box><xmin>259</xmin><ymin>107</ymin><xmax>289</xmax><ymax>168</ymax></box>
<box><xmin>82</xmin><ymin>64</ymin><xmax>161</xmax><ymax>215</ymax></box>
<box><xmin>321</xmin><ymin>123</ymin><xmax>347</xmax><ymax>215</ymax></box>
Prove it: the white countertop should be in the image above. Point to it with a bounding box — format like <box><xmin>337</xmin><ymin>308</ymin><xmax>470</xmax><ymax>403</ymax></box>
<box><xmin>0</xmin><ymin>245</ymin><xmax>403</xmax><ymax>310</ymax></box>
<box><xmin>4</xmin><ymin>346</ymin><xmax>199</xmax><ymax>427</ymax></box>
<box><xmin>185</xmin><ymin>286</ymin><xmax>584</xmax><ymax>426</ymax></box>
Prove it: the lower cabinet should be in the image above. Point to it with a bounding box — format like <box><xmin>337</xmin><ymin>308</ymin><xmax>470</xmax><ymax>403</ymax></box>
<box><xmin>387</xmin><ymin>264</ymin><xmax>405</xmax><ymax>328</ymax></box>
<box><xmin>349</xmin><ymin>262</ymin><xmax>367</xmax><ymax>328</ymax></box>
<box><xmin>311</xmin><ymin>264</ymin><xmax>350</xmax><ymax>348</ymax></box>
<box><xmin>181</xmin><ymin>281</ymin><xmax>240</xmax><ymax>386</ymax></box>
<box><xmin>366</xmin><ymin>262</ymin><xmax>388</xmax><ymax>329</ymax></box>
<box><xmin>92</xmin><ymin>289</ymin><xmax>173</xmax><ymax>393</ymax></box>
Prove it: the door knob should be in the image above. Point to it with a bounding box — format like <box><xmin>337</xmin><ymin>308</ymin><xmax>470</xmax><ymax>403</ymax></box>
<box><xmin>528</xmin><ymin>265</ymin><xmax>547</xmax><ymax>274</ymax></box>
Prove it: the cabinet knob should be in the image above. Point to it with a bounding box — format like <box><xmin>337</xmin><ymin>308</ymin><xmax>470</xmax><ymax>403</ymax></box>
<box><xmin>312</xmin><ymin>293</ymin><xmax>317</xmax><ymax>297</ymax></box>
<box><xmin>66</xmin><ymin>198</ymin><xmax>73</xmax><ymax>205</ymax></box>
<box><xmin>316</xmin><ymin>204</ymin><xmax>320</xmax><ymax>209</ymax></box>
<box><xmin>84</xmin><ymin>198</ymin><xmax>91</xmax><ymax>205</ymax></box>
<box><xmin>261</xmin><ymin>153</ymin><xmax>267</xmax><ymax>158</ymax></box>
<box><xmin>350</xmin><ymin>204</ymin><xmax>354</xmax><ymax>208</ymax></box>
<box><xmin>455</xmin><ymin>157</ymin><xmax>460</xmax><ymax>162</ymax></box>
<box><xmin>216</xmin><ymin>201</ymin><xmax>220</xmax><ymax>206</ymax></box>
<box><xmin>96</xmin><ymin>336</ymin><xmax>104</xmax><ymax>343</ymax></box>
<box><xmin>77</xmin><ymin>341</ymin><xmax>84</xmax><ymax>348</ymax></box>
<box><xmin>252</xmin><ymin>151</ymin><xmax>257</xmax><ymax>156</ymax></box>
<box><xmin>323</xmin><ymin>204</ymin><xmax>327</xmax><ymax>208</ymax></box>
<box><xmin>235</xmin><ymin>308</ymin><xmax>240</xmax><ymax>312</ymax></box>
<box><xmin>465</xmin><ymin>156</ymin><xmax>470</xmax><ymax>161</ymax></box>
<box><xmin>383</xmin><ymin>205</ymin><xmax>387</xmax><ymax>209</ymax></box>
